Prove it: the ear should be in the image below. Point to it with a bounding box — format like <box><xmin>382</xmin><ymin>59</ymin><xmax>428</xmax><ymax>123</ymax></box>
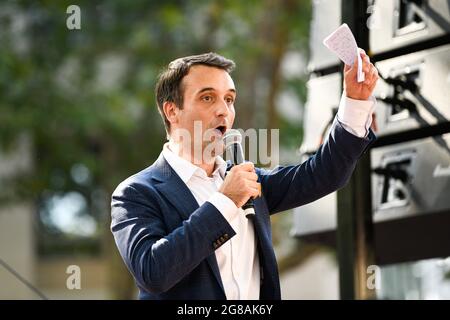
<box><xmin>162</xmin><ymin>101</ymin><xmax>180</xmax><ymax>126</ymax></box>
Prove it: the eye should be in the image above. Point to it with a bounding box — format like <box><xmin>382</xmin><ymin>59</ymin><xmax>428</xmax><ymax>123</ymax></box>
<box><xmin>201</xmin><ymin>95</ymin><xmax>213</xmax><ymax>102</ymax></box>
<box><xmin>225</xmin><ymin>96</ymin><xmax>235</xmax><ymax>104</ymax></box>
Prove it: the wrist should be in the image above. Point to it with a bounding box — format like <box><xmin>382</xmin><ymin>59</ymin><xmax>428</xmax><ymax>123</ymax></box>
<box><xmin>345</xmin><ymin>92</ymin><xmax>370</xmax><ymax>101</ymax></box>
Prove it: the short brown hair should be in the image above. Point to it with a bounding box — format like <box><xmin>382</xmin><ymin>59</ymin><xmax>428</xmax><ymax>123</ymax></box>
<box><xmin>155</xmin><ymin>52</ymin><xmax>236</xmax><ymax>136</ymax></box>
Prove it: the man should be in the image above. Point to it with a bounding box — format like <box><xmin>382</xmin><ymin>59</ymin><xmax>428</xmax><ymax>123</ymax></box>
<box><xmin>111</xmin><ymin>52</ymin><xmax>378</xmax><ymax>300</ymax></box>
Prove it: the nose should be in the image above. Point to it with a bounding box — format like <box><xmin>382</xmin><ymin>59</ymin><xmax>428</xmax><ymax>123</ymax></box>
<box><xmin>215</xmin><ymin>98</ymin><xmax>230</xmax><ymax>118</ymax></box>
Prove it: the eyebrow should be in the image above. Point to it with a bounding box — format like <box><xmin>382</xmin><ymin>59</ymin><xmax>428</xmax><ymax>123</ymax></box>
<box><xmin>196</xmin><ymin>87</ymin><xmax>236</xmax><ymax>95</ymax></box>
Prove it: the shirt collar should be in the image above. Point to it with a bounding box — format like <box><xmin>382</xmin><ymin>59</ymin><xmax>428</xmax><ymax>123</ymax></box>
<box><xmin>162</xmin><ymin>142</ymin><xmax>227</xmax><ymax>184</ymax></box>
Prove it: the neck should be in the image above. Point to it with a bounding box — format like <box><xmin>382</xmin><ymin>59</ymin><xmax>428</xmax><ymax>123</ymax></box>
<box><xmin>168</xmin><ymin>139</ymin><xmax>216</xmax><ymax>177</ymax></box>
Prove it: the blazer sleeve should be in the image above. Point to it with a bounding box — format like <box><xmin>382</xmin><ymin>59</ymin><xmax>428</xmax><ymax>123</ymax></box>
<box><xmin>258</xmin><ymin>118</ymin><xmax>376</xmax><ymax>214</ymax></box>
<box><xmin>110</xmin><ymin>183</ymin><xmax>236</xmax><ymax>294</ymax></box>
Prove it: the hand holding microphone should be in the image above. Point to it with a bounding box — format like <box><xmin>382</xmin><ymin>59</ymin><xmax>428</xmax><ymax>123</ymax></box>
<box><xmin>219</xmin><ymin>129</ymin><xmax>260</xmax><ymax>218</ymax></box>
<box><xmin>219</xmin><ymin>162</ymin><xmax>260</xmax><ymax>207</ymax></box>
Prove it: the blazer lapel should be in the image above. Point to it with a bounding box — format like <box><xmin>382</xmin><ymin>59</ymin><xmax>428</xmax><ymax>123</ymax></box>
<box><xmin>151</xmin><ymin>154</ymin><xmax>226</xmax><ymax>295</ymax></box>
<box><xmin>152</xmin><ymin>155</ymin><xmax>198</xmax><ymax>221</ymax></box>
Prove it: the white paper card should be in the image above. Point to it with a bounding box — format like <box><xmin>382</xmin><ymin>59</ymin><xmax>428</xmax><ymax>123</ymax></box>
<box><xmin>323</xmin><ymin>23</ymin><xmax>365</xmax><ymax>82</ymax></box>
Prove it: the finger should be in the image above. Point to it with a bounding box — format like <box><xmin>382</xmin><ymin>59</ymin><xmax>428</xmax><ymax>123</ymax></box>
<box><xmin>253</xmin><ymin>183</ymin><xmax>262</xmax><ymax>198</ymax></box>
<box><xmin>247</xmin><ymin>181</ymin><xmax>261</xmax><ymax>198</ymax></box>
<box><xmin>369</xmin><ymin>66</ymin><xmax>378</xmax><ymax>81</ymax></box>
<box><xmin>359</xmin><ymin>48</ymin><xmax>367</xmax><ymax>58</ymax></box>
<box><xmin>232</xmin><ymin>162</ymin><xmax>255</xmax><ymax>172</ymax></box>
<box><xmin>362</xmin><ymin>57</ymin><xmax>371</xmax><ymax>74</ymax></box>
<box><xmin>366</xmin><ymin>66</ymin><xmax>378</xmax><ymax>85</ymax></box>
<box><xmin>367</xmin><ymin>75</ymin><xmax>378</xmax><ymax>92</ymax></box>
<box><xmin>362</xmin><ymin>63</ymin><xmax>376</xmax><ymax>84</ymax></box>
<box><xmin>359</xmin><ymin>48</ymin><xmax>368</xmax><ymax>74</ymax></box>
<box><xmin>364</xmin><ymin>66</ymin><xmax>373</xmax><ymax>85</ymax></box>
<box><xmin>247</xmin><ymin>179</ymin><xmax>260</xmax><ymax>189</ymax></box>
<box><xmin>242</xmin><ymin>171</ymin><xmax>258</xmax><ymax>182</ymax></box>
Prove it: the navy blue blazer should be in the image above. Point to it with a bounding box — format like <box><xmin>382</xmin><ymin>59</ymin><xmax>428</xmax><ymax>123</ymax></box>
<box><xmin>110</xmin><ymin>119</ymin><xmax>376</xmax><ymax>300</ymax></box>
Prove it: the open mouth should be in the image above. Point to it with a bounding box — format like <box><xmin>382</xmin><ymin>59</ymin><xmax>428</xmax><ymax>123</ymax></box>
<box><xmin>215</xmin><ymin>125</ymin><xmax>227</xmax><ymax>135</ymax></box>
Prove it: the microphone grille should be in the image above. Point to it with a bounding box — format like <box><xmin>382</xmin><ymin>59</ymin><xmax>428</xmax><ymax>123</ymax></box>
<box><xmin>223</xmin><ymin>129</ymin><xmax>242</xmax><ymax>148</ymax></box>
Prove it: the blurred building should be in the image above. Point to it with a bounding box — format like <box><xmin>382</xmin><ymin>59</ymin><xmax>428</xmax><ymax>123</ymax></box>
<box><xmin>0</xmin><ymin>136</ymin><xmax>110</xmax><ymax>299</ymax></box>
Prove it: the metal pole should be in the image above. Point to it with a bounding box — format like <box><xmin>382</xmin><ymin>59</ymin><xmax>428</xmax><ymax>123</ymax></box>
<box><xmin>337</xmin><ymin>0</ymin><xmax>376</xmax><ymax>300</ymax></box>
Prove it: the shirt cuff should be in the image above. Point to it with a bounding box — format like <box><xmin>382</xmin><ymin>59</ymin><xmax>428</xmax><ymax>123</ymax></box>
<box><xmin>208</xmin><ymin>192</ymin><xmax>239</xmax><ymax>223</ymax></box>
<box><xmin>337</xmin><ymin>94</ymin><xmax>376</xmax><ymax>138</ymax></box>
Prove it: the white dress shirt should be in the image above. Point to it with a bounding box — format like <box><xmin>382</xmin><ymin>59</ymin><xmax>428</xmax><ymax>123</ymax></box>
<box><xmin>162</xmin><ymin>144</ymin><xmax>261</xmax><ymax>300</ymax></box>
<box><xmin>338</xmin><ymin>94</ymin><xmax>376</xmax><ymax>138</ymax></box>
<box><xmin>161</xmin><ymin>94</ymin><xmax>375</xmax><ymax>300</ymax></box>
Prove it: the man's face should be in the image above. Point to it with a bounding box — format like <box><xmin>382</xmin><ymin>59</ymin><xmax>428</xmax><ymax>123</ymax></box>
<box><xmin>171</xmin><ymin>65</ymin><xmax>236</xmax><ymax>161</ymax></box>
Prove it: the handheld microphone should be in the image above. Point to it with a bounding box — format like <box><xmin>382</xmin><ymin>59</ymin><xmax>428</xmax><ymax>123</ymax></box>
<box><xmin>223</xmin><ymin>129</ymin><xmax>256</xmax><ymax>219</ymax></box>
